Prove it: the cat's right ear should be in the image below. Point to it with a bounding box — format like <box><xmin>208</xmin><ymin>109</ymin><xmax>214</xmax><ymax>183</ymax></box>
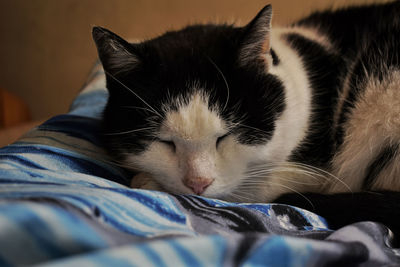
<box><xmin>92</xmin><ymin>27</ymin><xmax>139</xmax><ymax>76</ymax></box>
<box><xmin>238</xmin><ymin>5</ymin><xmax>272</xmax><ymax>68</ymax></box>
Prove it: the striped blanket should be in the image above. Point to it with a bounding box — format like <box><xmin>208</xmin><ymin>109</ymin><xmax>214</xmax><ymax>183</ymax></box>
<box><xmin>1</xmin><ymin>63</ymin><xmax>399</xmax><ymax>266</ymax></box>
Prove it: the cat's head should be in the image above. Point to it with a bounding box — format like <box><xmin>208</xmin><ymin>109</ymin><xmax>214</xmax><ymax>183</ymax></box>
<box><xmin>93</xmin><ymin>5</ymin><xmax>299</xmax><ymax>201</ymax></box>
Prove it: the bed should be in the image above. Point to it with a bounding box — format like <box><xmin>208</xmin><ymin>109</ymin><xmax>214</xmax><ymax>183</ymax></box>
<box><xmin>1</xmin><ymin>63</ymin><xmax>399</xmax><ymax>266</ymax></box>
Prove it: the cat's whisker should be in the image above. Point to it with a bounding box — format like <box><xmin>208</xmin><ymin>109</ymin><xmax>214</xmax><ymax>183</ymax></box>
<box><xmin>206</xmin><ymin>56</ymin><xmax>230</xmax><ymax>112</ymax></box>
<box><xmin>104</xmin><ymin>127</ymin><xmax>156</xmax><ymax>136</ymax></box>
<box><xmin>233</xmin><ymin>189</ymin><xmax>257</xmax><ymax>197</ymax></box>
<box><xmin>97</xmin><ymin>158</ymin><xmax>128</xmax><ymax>168</ymax></box>
<box><xmin>246</xmin><ymin>164</ymin><xmax>329</xmax><ymax>182</ymax></box>
<box><xmin>230</xmin><ymin>121</ymin><xmax>273</xmax><ymax>137</ymax></box>
<box><xmin>242</xmin><ymin>173</ymin><xmax>324</xmax><ymax>185</ymax></box>
<box><xmin>248</xmin><ymin>161</ymin><xmax>335</xmax><ymax>183</ymax></box>
<box><xmin>227</xmin><ymin>191</ymin><xmax>255</xmax><ymax>202</ymax></box>
<box><xmin>104</xmin><ymin>70</ymin><xmax>163</xmax><ymax>118</ymax></box>
<box><xmin>273</xmin><ymin>168</ymin><xmax>329</xmax><ymax>182</ymax></box>
<box><xmin>95</xmin><ymin>157</ymin><xmax>140</xmax><ymax>174</ymax></box>
<box><xmin>121</xmin><ymin>105</ymin><xmax>162</xmax><ymax>116</ymax></box>
<box><xmin>241</xmin><ymin>176</ymin><xmax>323</xmax><ymax>186</ymax></box>
<box><xmin>233</xmin><ymin>180</ymin><xmax>315</xmax><ymax>208</ymax></box>
<box><xmin>244</xmin><ymin>161</ymin><xmax>349</xmax><ymax>197</ymax></box>
<box><xmin>287</xmin><ymin>162</ymin><xmax>353</xmax><ymax>193</ymax></box>
<box><xmin>261</xmin><ymin>181</ymin><xmax>315</xmax><ymax>209</ymax></box>
<box><xmin>230</xmin><ymin>191</ymin><xmax>255</xmax><ymax>200</ymax></box>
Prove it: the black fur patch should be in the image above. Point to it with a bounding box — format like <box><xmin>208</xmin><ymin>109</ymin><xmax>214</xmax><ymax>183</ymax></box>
<box><xmin>275</xmin><ymin>191</ymin><xmax>400</xmax><ymax>239</ymax></box>
<box><xmin>296</xmin><ymin>2</ymin><xmax>400</xmax><ymax>59</ymax></box>
<box><xmin>364</xmin><ymin>145</ymin><xmax>399</xmax><ymax>190</ymax></box>
<box><xmin>270</xmin><ymin>48</ymin><xmax>280</xmax><ymax>66</ymax></box>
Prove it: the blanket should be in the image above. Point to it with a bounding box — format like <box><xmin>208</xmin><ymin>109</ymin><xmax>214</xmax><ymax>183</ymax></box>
<box><xmin>1</xmin><ymin>63</ymin><xmax>399</xmax><ymax>266</ymax></box>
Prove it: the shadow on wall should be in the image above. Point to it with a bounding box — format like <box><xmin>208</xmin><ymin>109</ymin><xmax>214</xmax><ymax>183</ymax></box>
<box><xmin>0</xmin><ymin>0</ymin><xmax>387</xmax><ymax>120</ymax></box>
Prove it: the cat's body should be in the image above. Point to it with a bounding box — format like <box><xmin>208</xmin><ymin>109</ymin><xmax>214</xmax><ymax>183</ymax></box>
<box><xmin>291</xmin><ymin>2</ymin><xmax>400</xmax><ymax>193</ymax></box>
<box><xmin>93</xmin><ymin>1</ymin><xmax>400</xmax><ymax>208</ymax></box>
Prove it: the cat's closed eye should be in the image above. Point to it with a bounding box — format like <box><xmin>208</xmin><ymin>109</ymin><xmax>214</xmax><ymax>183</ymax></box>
<box><xmin>158</xmin><ymin>139</ymin><xmax>176</xmax><ymax>152</ymax></box>
<box><xmin>216</xmin><ymin>134</ymin><xmax>229</xmax><ymax>148</ymax></box>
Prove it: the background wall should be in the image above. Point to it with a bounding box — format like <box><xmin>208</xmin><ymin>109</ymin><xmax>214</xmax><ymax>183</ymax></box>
<box><xmin>0</xmin><ymin>0</ymin><xmax>389</xmax><ymax>120</ymax></box>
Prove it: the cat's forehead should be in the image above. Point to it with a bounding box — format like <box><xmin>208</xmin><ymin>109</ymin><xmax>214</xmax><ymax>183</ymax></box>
<box><xmin>161</xmin><ymin>92</ymin><xmax>225</xmax><ymax>140</ymax></box>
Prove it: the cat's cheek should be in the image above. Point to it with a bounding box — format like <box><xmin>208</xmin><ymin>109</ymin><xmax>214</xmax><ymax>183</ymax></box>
<box><xmin>206</xmin><ymin>160</ymin><xmax>249</xmax><ymax>198</ymax></box>
<box><xmin>194</xmin><ymin>145</ymin><xmax>252</xmax><ymax>196</ymax></box>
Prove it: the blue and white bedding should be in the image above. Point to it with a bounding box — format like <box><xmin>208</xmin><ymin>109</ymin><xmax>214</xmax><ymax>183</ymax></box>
<box><xmin>1</xmin><ymin>63</ymin><xmax>399</xmax><ymax>266</ymax></box>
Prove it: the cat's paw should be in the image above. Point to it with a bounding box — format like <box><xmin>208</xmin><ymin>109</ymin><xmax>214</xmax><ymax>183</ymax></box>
<box><xmin>130</xmin><ymin>172</ymin><xmax>163</xmax><ymax>191</ymax></box>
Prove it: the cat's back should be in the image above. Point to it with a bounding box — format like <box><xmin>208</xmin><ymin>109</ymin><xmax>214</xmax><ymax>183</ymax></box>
<box><xmin>329</xmin><ymin>21</ymin><xmax>400</xmax><ymax>192</ymax></box>
<box><xmin>296</xmin><ymin>1</ymin><xmax>400</xmax><ymax>58</ymax></box>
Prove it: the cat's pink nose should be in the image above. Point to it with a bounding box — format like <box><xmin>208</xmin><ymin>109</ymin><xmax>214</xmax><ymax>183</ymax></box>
<box><xmin>183</xmin><ymin>177</ymin><xmax>214</xmax><ymax>195</ymax></box>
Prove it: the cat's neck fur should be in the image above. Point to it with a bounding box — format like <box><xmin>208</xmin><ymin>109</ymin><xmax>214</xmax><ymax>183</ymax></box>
<box><xmin>265</xmin><ymin>27</ymin><xmax>313</xmax><ymax>162</ymax></box>
<box><xmin>236</xmin><ymin>26</ymin><xmax>335</xmax><ymax>201</ymax></box>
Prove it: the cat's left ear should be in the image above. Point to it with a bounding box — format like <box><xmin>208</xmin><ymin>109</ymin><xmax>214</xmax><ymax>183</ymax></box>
<box><xmin>238</xmin><ymin>5</ymin><xmax>272</xmax><ymax>67</ymax></box>
<box><xmin>92</xmin><ymin>27</ymin><xmax>140</xmax><ymax>76</ymax></box>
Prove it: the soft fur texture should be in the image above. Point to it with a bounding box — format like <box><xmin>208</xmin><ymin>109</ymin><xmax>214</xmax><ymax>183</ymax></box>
<box><xmin>93</xmin><ymin>2</ymin><xmax>400</xmax><ymax>205</ymax></box>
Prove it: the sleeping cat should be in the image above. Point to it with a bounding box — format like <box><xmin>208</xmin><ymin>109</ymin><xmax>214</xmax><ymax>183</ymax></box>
<box><xmin>93</xmin><ymin>1</ymin><xmax>400</xmax><ymax>226</ymax></box>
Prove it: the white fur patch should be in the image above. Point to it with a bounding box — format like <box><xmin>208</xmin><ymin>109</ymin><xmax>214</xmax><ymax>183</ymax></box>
<box><xmin>161</xmin><ymin>92</ymin><xmax>225</xmax><ymax>141</ymax></box>
<box><xmin>263</xmin><ymin>28</ymin><xmax>312</xmax><ymax>162</ymax></box>
<box><xmin>276</xmin><ymin>26</ymin><xmax>335</xmax><ymax>52</ymax></box>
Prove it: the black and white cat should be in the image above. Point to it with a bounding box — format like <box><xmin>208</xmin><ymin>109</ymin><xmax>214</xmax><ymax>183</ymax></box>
<box><xmin>93</xmin><ymin>1</ymin><xmax>400</xmax><ymax>222</ymax></box>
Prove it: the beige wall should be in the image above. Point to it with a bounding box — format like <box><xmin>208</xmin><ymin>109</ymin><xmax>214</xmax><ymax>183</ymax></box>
<box><xmin>0</xmin><ymin>0</ymin><xmax>388</xmax><ymax>120</ymax></box>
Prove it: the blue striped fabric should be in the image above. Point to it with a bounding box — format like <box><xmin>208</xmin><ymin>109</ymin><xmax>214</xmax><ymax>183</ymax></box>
<box><xmin>0</xmin><ymin>63</ymin><xmax>398</xmax><ymax>266</ymax></box>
